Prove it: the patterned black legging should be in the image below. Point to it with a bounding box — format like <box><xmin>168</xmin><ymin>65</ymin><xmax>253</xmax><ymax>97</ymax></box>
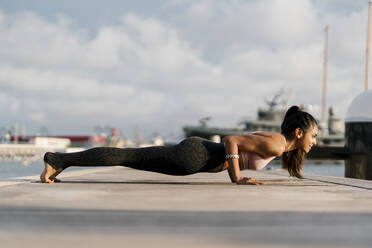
<box><xmin>44</xmin><ymin>137</ymin><xmax>226</xmax><ymax>176</ymax></box>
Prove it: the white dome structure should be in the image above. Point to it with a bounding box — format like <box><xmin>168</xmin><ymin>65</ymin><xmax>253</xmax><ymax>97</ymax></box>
<box><xmin>345</xmin><ymin>90</ymin><xmax>372</xmax><ymax>123</ymax></box>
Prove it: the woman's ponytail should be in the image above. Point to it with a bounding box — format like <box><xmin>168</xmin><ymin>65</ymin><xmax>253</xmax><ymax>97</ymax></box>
<box><xmin>281</xmin><ymin>105</ymin><xmax>317</xmax><ymax>179</ymax></box>
<box><xmin>283</xmin><ymin>105</ymin><xmax>300</xmax><ymax>120</ymax></box>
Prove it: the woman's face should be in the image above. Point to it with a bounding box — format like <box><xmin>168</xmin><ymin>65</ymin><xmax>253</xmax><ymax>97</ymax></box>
<box><xmin>296</xmin><ymin>124</ymin><xmax>318</xmax><ymax>153</ymax></box>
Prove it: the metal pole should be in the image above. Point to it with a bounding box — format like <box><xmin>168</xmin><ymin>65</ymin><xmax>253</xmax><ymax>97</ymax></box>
<box><xmin>322</xmin><ymin>25</ymin><xmax>329</xmax><ymax>130</ymax></box>
<box><xmin>365</xmin><ymin>1</ymin><xmax>372</xmax><ymax>91</ymax></box>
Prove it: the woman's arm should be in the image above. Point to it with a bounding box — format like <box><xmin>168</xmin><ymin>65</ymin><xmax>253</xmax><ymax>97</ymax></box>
<box><xmin>223</xmin><ymin>136</ymin><xmax>242</xmax><ymax>183</ymax></box>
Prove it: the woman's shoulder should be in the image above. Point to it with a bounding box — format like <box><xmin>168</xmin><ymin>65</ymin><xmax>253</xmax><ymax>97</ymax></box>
<box><xmin>225</xmin><ymin>132</ymin><xmax>286</xmax><ymax>157</ymax></box>
<box><xmin>250</xmin><ymin>132</ymin><xmax>286</xmax><ymax>156</ymax></box>
<box><xmin>250</xmin><ymin>131</ymin><xmax>285</xmax><ymax>142</ymax></box>
<box><xmin>225</xmin><ymin>132</ymin><xmax>285</xmax><ymax>144</ymax></box>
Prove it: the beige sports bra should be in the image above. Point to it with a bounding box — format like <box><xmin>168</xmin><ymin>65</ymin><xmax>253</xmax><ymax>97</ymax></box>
<box><xmin>240</xmin><ymin>151</ymin><xmax>276</xmax><ymax>170</ymax></box>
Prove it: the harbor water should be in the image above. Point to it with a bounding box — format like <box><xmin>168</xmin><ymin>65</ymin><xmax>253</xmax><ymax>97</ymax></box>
<box><xmin>267</xmin><ymin>161</ymin><xmax>344</xmax><ymax>178</ymax></box>
<box><xmin>0</xmin><ymin>160</ymin><xmax>345</xmax><ymax>180</ymax></box>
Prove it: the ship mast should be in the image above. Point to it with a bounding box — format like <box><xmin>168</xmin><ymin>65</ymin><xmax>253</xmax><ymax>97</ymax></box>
<box><xmin>321</xmin><ymin>25</ymin><xmax>329</xmax><ymax>134</ymax></box>
<box><xmin>365</xmin><ymin>1</ymin><xmax>372</xmax><ymax>91</ymax></box>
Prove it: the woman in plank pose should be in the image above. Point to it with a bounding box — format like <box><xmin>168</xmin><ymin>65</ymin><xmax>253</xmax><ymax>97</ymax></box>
<box><xmin>41</xmin><ymin>105</ymin><xmax>318</xmax><ymax>185</ymax></box>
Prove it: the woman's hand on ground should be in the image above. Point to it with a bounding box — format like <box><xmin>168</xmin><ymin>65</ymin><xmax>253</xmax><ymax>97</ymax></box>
<box><xmin>236</xmin><ymin>177</ymin><xmax>264</xmax><ymax>185</ymax></box>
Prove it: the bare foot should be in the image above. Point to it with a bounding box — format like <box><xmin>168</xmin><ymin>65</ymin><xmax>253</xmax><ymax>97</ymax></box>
<box><xmin>40</xmin><ymin>162</ymin><xmax>63</xmax><ymax>183</ymax></box>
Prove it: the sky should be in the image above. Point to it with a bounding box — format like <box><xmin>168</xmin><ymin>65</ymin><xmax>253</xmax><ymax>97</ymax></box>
<box><xmin>0</xmin><ymin>0</ymin><xmax>370</xmax><ymax>141</ymax></box>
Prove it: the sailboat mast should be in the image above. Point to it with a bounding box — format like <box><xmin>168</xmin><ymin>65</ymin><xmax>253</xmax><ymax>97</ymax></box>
<box><xmin>321</xmin><ymin>25</ymin><xmax>329</xmax><ymax>128</ymax></box>
<box><xmin>365</xmin><ymin>1</ymin><xmax>372</xmax><ymax>91</ymax></box>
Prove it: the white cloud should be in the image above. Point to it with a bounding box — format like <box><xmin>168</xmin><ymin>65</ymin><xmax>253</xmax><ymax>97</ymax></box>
<box><xmin>187</xmin><ymin>0</ymin><xmax>212</xmax><ymax>20</ymax></box>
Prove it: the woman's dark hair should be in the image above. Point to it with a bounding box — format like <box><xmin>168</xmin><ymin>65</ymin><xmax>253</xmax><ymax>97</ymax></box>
<box><xmin>281</xmin><ymin>105</ymin><xmax>318</xmax><ymax>179</ymax></box>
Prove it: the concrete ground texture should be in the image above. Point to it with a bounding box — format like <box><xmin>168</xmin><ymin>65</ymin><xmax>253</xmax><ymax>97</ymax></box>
<box><xmin>0</xmin><ymin>166</ymin><xmax>372</xmax><ymax>248</ymax></box>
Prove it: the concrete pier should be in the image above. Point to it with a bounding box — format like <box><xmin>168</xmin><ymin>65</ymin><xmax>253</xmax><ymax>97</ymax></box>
<box><xmin>0</xmin><ymin>167</ymin><xmax>372</xmax><ymax>248</ymax></box>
